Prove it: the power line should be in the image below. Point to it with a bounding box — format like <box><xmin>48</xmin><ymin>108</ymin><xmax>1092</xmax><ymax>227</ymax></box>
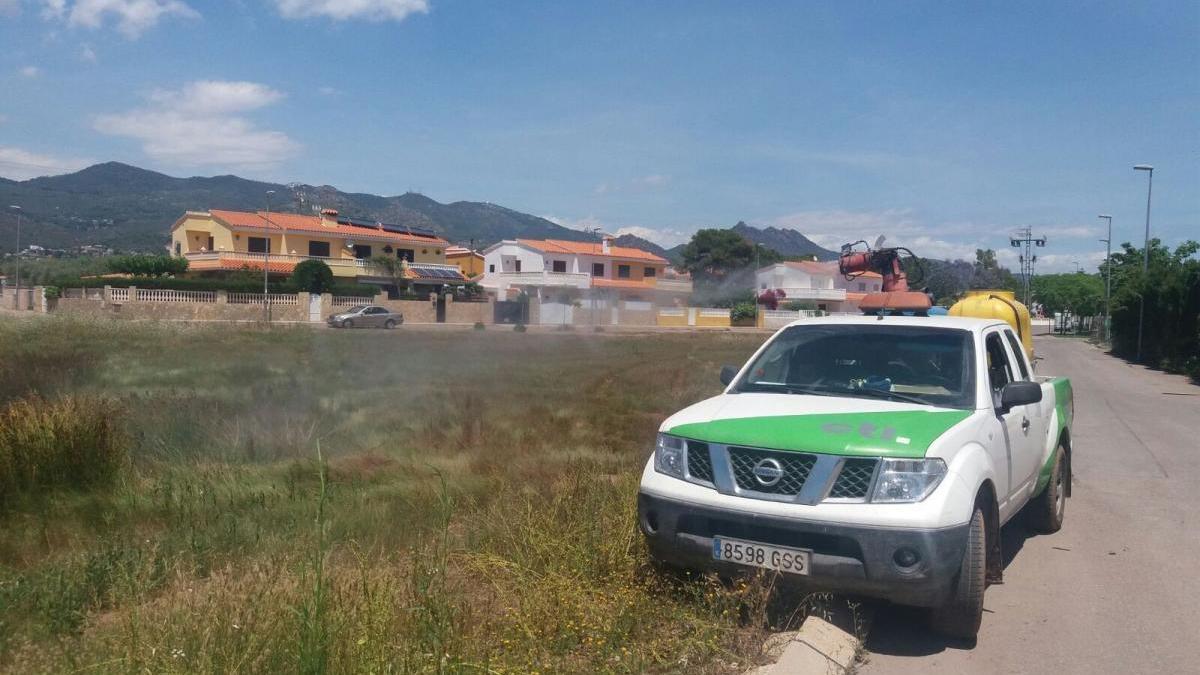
<box><xmin>1009</xmin><ymin>227</ymin><xmax>1046</xmax><ymax>307</ymax></box>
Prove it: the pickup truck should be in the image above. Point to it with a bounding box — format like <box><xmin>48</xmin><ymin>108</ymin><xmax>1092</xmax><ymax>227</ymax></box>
<box><xmin>637</xmin><ymin>315</ymin><xmax>1073</xmax><ymax>638</ymax></box>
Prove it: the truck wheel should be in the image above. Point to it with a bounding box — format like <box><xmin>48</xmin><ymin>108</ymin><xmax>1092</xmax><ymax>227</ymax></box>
<box><xmin>384</xmin><ymin>319</ymin><xmax>396</xmax><ymax>329</ymax></box>
<box><xmin>1028</xmin><ymin>446</ymin><xmax>1067</xmax><ymax>533</ymax></box>
<box><xmin>931</xmin><ymin>507</ymin><xmax>986</xmax><ymax>640</ymax></box>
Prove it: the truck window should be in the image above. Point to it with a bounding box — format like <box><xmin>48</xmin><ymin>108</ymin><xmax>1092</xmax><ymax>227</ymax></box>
<box><xmin>984</xmin><ymin>333</ymin><xmax>1014</xmax><ymax>399</ymax></box>
<box><xmin>733</xmin><ymin>324</ymin><xmax>976</xmax><ymax>409</ymax></box>
<box><xmin>1003</xmin><ymin>330</ymin><xmax>1030</xmax><ymax>380</ymax></box>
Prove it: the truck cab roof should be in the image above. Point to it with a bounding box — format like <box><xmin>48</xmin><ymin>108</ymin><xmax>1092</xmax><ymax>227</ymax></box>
<box><xmin>786</xmin><ymin>314</ymin><xmax>1009</xmax><ymax>334</ymax></box>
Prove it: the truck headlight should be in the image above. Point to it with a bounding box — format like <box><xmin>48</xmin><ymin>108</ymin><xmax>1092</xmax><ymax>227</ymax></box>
<box><xmin>653</xmin><ymin>433</ymin><xmax>686</xmax><ymax>479</ymax></box>
<box><xmin>870</xmin><ymin>458</ymin><xmax>947</xmax><ymax>503</ymax></box>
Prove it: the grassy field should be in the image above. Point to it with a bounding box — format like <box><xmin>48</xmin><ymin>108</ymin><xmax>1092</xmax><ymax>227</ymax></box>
<box><xmin>0</xmin><ymin>317</ymin><xmax>822</xmax><ymax>674</ymax></box>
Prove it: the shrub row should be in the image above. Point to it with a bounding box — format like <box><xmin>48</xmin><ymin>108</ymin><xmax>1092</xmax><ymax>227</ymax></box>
<box><xmin>0</xmin><ymin>395</ymin><xmax>127</xmax><ymax>506</ymax></box>
<box><xmin>51</xmin><ymin>276</ymin><xmax>378</xmax><ymax>297</ymax></box>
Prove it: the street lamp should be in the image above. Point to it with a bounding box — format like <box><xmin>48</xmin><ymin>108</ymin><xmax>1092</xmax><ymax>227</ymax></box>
<box><xmin>264</xmin><ymin>190</ymin><xmax>275</xmax><ymax>323</ymax></box>
<box><xmin>1133</xmin><ymin>165</ymin><xmax>1153</xmax><ymax>362</ymax></box>
<box><xmin>1098</xmin><ymin>214</ymin><xmax>1112</xmax><ymax>338</ymax></box>
<box><xmin>8</xmin><ymin>205</ymin><xmax>21</xmax><ymax>309</ymax></box>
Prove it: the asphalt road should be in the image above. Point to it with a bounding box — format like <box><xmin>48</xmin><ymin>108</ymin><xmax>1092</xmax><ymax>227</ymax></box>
<box><xmin>860</xmin><ymin>336</ymin><xmax>1200</xmax><ymax>674</ymax></box>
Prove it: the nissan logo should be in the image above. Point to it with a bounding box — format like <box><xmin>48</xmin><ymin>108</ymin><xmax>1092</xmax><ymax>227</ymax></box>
<box><xmin>752</xmin><ymin>458</ymin><xmax>784</xmax><ymax>487</ymax></box>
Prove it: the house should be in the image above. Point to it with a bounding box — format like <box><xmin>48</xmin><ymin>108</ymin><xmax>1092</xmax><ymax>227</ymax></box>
<box><xmin>479</xmin><ymin>236</ymin><xmax>692</xmax><ymax>307</ymax></box>
<box><xmin>755</xmin><ymin>261</ymin><xmax>882</xmax><ymax>312</ymax></box>
<box><xmin>445</xmin><ymin>246</ymin><xmax>485</xmax><ymax>278</ymax></box>
<box><xmin>170</xmin><ymin>208</ymin><xmax>467</xmax><ymax>294</ymax></box>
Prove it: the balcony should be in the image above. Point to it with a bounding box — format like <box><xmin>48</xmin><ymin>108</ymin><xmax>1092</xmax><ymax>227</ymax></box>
<box><xmin>653</xmin><ymin>277</ymin><xmax>694</xmax><ymax>294</ymax></box>
<box><xmin>485</xmin><ymin>270</ymin><xmax>592</xmax><ymax>289</ymax></box>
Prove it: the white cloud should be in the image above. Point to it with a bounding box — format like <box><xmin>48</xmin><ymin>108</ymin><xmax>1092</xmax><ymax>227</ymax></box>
<box><xmin>614</xmin><ymin>225</ymin><xmax>691</xmax><ymax>248</ymax></box>
<box><xmin>634</xmin><ymin>173</ymin><xmax>670</xmax><ymax>188</ymax></box>
<box><xmin>94</xmin><ymin>80</ymin><xmax>299</xmax><ymax>170</ymax></box>
<box><xmin>80</xmin><ymin>43</ymin><xmax>97</xmax><ymax>62</ymax></box>
<box><xmin>0</xmin><ymin>0</ymin><xmax>21</xmax><ymax>16</ymax></box>
<box><xmin>273</xmin><ymin>0</ymin><xmax>428</xmax><ymax>22</ymax></box>
<box><xmin>19</xmin><ymin>65</ymin><xmax>41</xmax><ymax>78</ymax></box>
<box><xmin>317</xmin><ymin>85</ymin><xmax>339</xmax><ymax>96</ymax></box>
<box><xmin>43</xmin><ymin>0</ymin><xmax>199</xmax><ymax>38</ymax></box>
<box><xmin>0</xmin><ymin>146</ymin><xmax>94</xmax><ymax>180</ymax></box>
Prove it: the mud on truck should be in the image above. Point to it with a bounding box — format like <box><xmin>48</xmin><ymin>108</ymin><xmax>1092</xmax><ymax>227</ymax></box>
<box><xmin>637</xmin><ymin>314</ymin><xmax>1074</xmax><ymax>638</ymax></box>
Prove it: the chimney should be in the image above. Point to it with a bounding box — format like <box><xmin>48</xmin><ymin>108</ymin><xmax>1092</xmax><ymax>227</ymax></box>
<box><xmin>601</xmin><ymin>235</ymin><xmax>613</xmax><ymax>255</ymax></box>
<box><xmin>320</xmin><ymin>208</ymin><xmax>339</xmax><ymax>227</ymax></box>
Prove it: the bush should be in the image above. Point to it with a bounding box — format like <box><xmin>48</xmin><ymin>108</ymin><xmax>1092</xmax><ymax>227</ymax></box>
<box><xmin>107</xmin><ymin>255</ymin><xmax>188</xmax><ymax>277</ymax></box>
<box><xmin>473</xmin><ymin>322</ymin><xmax>485</xmax><ymax>331</ymax></box>
<box><xmin>291</xmin><ymin>260</ymin><xmax>335</xmax><ymax>294</ymax></box>
<box><xmin>42</xmin><ymin>286</ymin><xmax>61</xmax><ymax>300</ymax></box>
<box><xmin>0</xmin><ymin>395</ymin><xmax>126</xmax><ymax>505</ymax></box>
<box><xmin>782</xmin><ymin>300</ymin><xmax>817</xmax><ymax>312</ymax></box>
<box><xmin>730</xmin><ymin>302</ymin><xmax>756</xmax><ymax>323</ymax></box>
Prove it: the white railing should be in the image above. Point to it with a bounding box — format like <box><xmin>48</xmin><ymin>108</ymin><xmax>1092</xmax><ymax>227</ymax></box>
<box><xmin>185</xmin><ymin>251</ymin><xmax>382</xmax><ymax>274</ymax></box>
<box><xmin>488</xmin><ymin>271</ymin><xmax>592</xmax><ymax>289</ymax></box>
<box><xmin>777</xmin><ymin>287</ymin><xmax>846</xmax><ymax>301</ymax></box>
<box><xmin>332</xmin><ymin>295</ymin><xmax>371</xmax><ymax>306</ymax></box>
<box><xmin>657</xmin><ymin>308</ymin><xmax>686</xmax><ymax>317</ymax></box>
<box><xmin>227</xmin><ymin>292</ymin><xmax>298</xmax><ymax>305</ymax></box>
<box><xmin>623</xmin><ymin>300</ymin><xmax>654</xmax><ymax>311</ymax></box>
<box><xmin>698</xmin><ymin>308</ymin><xmax>730</xmax><ymax>318</ymax></box>
<box><xmin>108</xmin><ymin>288</ymin><xmax>129</xmax><ymax>302</ymax></box>
<box><xmin>137</xmin><ymin>289</ymin><xmax>216</xmax><ymax>303</ymax></box>
<box><xmin>653</xmin><ymin>278</ymin><xmax>694</xmax><ymax>293</ymax></box>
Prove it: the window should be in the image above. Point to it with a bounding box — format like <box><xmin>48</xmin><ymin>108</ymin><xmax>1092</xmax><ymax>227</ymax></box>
<box><xmin>308</xmin><ymin>241</ymin><xmax>331</xmax><ymax>257</ymax></box>
<box><xmin>353</xmin><ymin>244</ymin><xmax>372</xmax><ymax>259</ymax></box>
<box><xmin>515</xmin><ymin>260</ymin><xmax>522</xmax><ymax>272</ymax></box>
<box><xmin>396</xmin><ymin>248</ymin><xmax>415</xmax><ymax>262</ymax></box>
<box><xmin>617</xmin><ymin>264</ymin><xmax>631</xmax><ymax>278</ymax></box>
<box><xmin>174</xmin><ymin>242</ymin><xmax>181</xmax><ymax>255</ymax></box>
<box><xmin>1004</xmin><ymin>330</ymin><xmax>1030</xmax><ymax>380</ymax></box>
<box><xmin>644</xmin><ymin>266</ymin><xmax>656</xmax><ymax>277</ymax></box>
<box><xmin>592</xmin><ymin>263</ymin><xmax>604</xmax><ymax>277</ymax></box>
<box><xmin>248</xmin><ymin>237</ymin><xmax>270</xmax><ymax>253</ymax></box>
<box><xmin>552</xmin><ymin>260</ymin><xmax>567</xmax><ymax>273</ymax></box>
<box><xmin>489</xmin><ymin>264</ymin><xmax>495</xmax><ymax>273</ymax></box>
<box><xmin>734</xmin><ymin>324</ymin><xmax>976</xmax><ymax>409</ymax></box>
<box><xmin>207</xmin><ymin>236</ymin><xmax>214</xmax><ymax>251</ymax></box>
<box><xmin>858</xmin><ymin>282</ymin><xmax>866</xmax><ymax>291</ymax></box>
<box><xmin>985</xmin><ymin>333</ymin><xmax>1015</xmax><ymax>401</ymax></box>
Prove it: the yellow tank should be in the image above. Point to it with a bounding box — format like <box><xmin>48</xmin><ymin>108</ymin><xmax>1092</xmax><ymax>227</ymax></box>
<box><xmin>949</xmin><ymin>290</ymin><xmax>1034</xmax><ymax>360</ymax></box>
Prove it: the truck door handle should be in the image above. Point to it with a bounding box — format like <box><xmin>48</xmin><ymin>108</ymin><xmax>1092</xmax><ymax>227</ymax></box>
<box><xmin>1021</xmin><ymin>417</ymin><xmax>1030</xmax><ymax>432</ymax></box>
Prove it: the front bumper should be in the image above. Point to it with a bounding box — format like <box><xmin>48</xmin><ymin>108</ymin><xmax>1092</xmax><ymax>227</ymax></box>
<box><xmin>638</xmin><ymin>492</ymin><xmax>969</xmax><ymax>607</ymax></box>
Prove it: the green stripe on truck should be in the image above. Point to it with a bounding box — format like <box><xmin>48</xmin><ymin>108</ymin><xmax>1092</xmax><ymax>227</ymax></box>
<box><xmin>1035</xmin><ymin>377</ymin><xmax>1074</xmax><ymax>493</ymax></box>
<box><xmin>667</xmin><ymin>410</ymin><xmax>972</xmax><ymax>458</ymax></box>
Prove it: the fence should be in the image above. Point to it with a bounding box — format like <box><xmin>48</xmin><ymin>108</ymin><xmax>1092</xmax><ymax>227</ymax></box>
<box><xmin>760</xmin><ymin>308</ymin><xmax>827</xmax><ymax>329</ymax></box>
<box><xmin>332</xmin><ymin>295</ymin><xmax>367</xmax><ymax>307</ymax></box>
<box><xmin>108</xmin><ymin>288</ymin><xmax>129</xmax><ymax>302</ymax></box>
<box><xmin>227</xmin><ymin>292</ymin><xmax>299</xmax><ymax>305</ymax></box>
<box><xmin>136</xmin><ymin>289</ymin><xmax>216</xmax><ymax>303</ymax></box>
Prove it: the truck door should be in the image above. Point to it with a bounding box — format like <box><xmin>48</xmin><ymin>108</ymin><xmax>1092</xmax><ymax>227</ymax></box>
<box><xmin>1002</xmin><ymin>328</ymin><xmax>1048</xmax><ymax>502</ymax></box>
<box><xmin>983</xmin><ymin>329</ymin><xmax>1028</xmax><ymax>521</ymax></box>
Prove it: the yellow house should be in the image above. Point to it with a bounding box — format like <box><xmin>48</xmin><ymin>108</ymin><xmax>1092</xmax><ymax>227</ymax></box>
<box><xmin>445</xmin><ymin>246</ymin><xmax>485</xmax><ymax>278</ymax></box>
<box><xmin>170</xmin><ymin>208</ymin><xmax>467</xmax><ymax>290</ymax></box>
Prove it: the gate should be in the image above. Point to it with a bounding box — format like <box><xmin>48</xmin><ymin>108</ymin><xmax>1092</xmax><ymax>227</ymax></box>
<box><xmin>309</xmin><ymin>293</ymin><xmax>323</xmax><ymax>322</ymax></box>
<box><xmin>493</xmin><ymin>300</ymin><xmax>527</xmax><ymax>324</ymax></box>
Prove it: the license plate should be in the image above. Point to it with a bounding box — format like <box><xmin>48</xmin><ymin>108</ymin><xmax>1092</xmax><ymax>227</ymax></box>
<box><xmin>712</xmin><ymin>537</ymin><xmax>811</xmax><ymax>575</ymax></box>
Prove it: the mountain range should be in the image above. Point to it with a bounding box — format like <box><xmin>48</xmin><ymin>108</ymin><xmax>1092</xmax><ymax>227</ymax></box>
<box><xmin>0</xmin><ymin>162</ymin><xmax>834</xmax><ymax>262</ymax></box>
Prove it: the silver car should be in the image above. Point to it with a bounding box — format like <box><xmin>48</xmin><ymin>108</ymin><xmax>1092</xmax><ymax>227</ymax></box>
<box><xmin>327</xmin><ymin>305</ymin><xmax>404</xmax><ymax>329</ymax></box>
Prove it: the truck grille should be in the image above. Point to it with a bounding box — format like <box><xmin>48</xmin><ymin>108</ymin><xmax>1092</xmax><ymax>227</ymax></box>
<box><xmin>686</xmin><ymin>441</ymin><xmax>713</xmax><ymax>483</ymax></box>
<box><xmin>728</xmin><ymin>447</ymin><xmax>816</xmax><ymax>495</ymax></box>
<box><xmin>828</xmin><ymin>458</ymin><xmax>878</xmax><ymax>499</ymax></box>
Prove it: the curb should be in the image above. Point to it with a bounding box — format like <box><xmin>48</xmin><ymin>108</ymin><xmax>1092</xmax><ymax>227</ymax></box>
<box><xmin>751</xmin><ymin>608</ymin><xmax>872</xmax><ymax>675</ymax></box>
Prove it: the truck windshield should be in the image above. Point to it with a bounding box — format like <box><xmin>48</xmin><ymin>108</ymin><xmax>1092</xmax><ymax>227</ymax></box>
<box><xmin>734</xmin><ymin>324</ymin><xmax>977</xmax><ymax>409</ymax></box>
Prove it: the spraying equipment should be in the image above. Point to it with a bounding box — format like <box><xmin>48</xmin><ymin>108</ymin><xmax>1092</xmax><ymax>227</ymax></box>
<box><xmin>838</xmin><ymin>237</ymin><xmax>931</xmax><ymax>314</ymax></box>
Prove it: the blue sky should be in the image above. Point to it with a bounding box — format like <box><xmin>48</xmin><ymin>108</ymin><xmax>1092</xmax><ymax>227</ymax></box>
<box><xmin>2</xmin><ymin>0</ymin><xmax>1197</xmax><ymax>270</ymax></box>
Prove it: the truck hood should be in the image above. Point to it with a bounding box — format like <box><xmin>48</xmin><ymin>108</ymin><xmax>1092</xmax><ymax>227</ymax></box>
<box><xmin>661</xmin><ymin>393</ymin><xmax>972</xmax><ymax>459</ymax></box>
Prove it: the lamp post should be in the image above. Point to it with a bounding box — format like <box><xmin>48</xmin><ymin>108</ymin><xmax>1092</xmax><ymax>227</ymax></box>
<box><xmin>8</xmin><ymin>205</ymin><xmax>21</xmax><ymax>309</ymax></box>
<box><xmin>1098</xmin><ymin>214</ymin><xmax>1112</xmax><ymax>339</ymax></box>
<box><xmin>1133</xmin><ymin>165</ymin><xmax>1153</xmax><ymax>362</ymax></box>
<box><xmin>264</xmin><ymin>190</ymin><xmax>275</xmax><ymax>323</ymax></box>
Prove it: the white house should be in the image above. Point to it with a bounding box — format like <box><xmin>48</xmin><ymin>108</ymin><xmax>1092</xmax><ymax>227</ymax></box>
<box><xmin>480</xmin><ymin>237</ymin><xmax>692</xmax><ymax>312</ymax></box>
<box><xmin>755</xmin><ymin>261</ymin><xmax>882</xmax><ymax>312</ymax></box>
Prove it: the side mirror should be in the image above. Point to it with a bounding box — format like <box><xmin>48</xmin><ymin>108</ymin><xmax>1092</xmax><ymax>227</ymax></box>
<box><xmin>999</xmin><ymin>381</ymin><xmax>1042</xmax><ymax>414</ymax></box>
<box><xmin>720</xmin><ymin>365</ymin><xmax>738</xmax><ymax>387</ymax></box>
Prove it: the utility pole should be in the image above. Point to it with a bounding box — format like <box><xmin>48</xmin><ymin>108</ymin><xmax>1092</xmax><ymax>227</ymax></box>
<box><xmin>1133</xmin><ymin>165</ymin><xmax>1154</xmax><ymax>362</ymax></box>
<box><xmin>1098</xmin><ymin>214</ymin><xmax>1112</xmax><ymax>340</ymax></box>
<box><xmin>8</xmin><ymin>205</ymin><xmax>21</xmax><ymax>309</ymax></box>
<box><xmin>1009</xmin><ymin>227</ymin><xmax>1046</xmax><ymax>308</ymax></box>
<box><xmin>264</xmin><ymin>190</ymin><xmax>275</xmax><ymax>324</ymax></box>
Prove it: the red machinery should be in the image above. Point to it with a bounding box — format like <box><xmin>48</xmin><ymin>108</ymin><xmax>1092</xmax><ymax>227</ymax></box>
<box><xmin>838</xmin><ymin>237</ymin><xmax>931</xmax><ymax>314</ymax></box>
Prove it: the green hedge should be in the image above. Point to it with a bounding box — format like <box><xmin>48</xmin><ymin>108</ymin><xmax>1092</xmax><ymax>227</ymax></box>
<box><xmin>52</xmin><ymin>276</ymin><xmax>378</xmax><ymax>297</ymax></box>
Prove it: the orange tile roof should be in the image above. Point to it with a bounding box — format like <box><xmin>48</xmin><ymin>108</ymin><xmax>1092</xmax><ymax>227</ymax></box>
<box><xmin>592</xmin><ymin>278</ymin><xmax>657</xmax><ymax>290</ymax></box>
<box><xmin>206</xmin><ymin>209</ymin><xmax>448</xmax><ymax>246</ymax></box>
<box><xmin>518</xmin><ymin>238</ymin><xmax>666</xmax><ymax>263</ymax></box>
<box><xmin>445</xmin><ymin>246</ymin><xmax>483</xmax><ymax>258</ymax></box>
<box><xmin>188</xmin><ymin>257</ymin><xmax>296</xmax><ymax>274</ymax></box>
<box><xmin>782</xmin><ymin>260</ymin><xmax>882</xmax><ymax>279</ymax></box>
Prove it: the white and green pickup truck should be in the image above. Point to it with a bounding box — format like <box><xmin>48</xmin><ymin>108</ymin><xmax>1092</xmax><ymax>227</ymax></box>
<box><xmin>638</xmin><ymin>315</ymin><xmax>1073</xmax><ymax>638</ymax></box>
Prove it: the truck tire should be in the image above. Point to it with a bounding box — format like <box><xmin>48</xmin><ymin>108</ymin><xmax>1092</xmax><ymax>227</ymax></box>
<box><xmin>1028</xmin><ymin>446</ymin><xmax>1066</xmax><ymax>533</ymax></box>
<box><xmin>931</xmin><ymin>507</ymin><xmax>986</xmax><ymax>640</ymax></box>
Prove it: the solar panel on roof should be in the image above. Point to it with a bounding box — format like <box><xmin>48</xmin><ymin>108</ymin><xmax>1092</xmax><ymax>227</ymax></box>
<box><xmin>337</xmin><ymin>217</ymin><xmax>440</xmax><ymax>239</ymax></box>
